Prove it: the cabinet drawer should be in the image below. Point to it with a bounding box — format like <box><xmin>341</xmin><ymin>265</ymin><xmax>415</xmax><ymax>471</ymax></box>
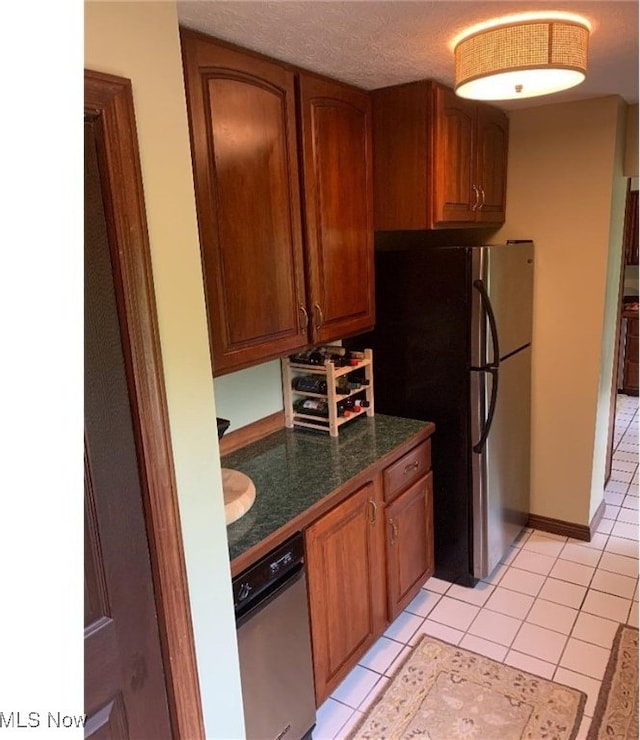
<box><xmin>383</xmin><ymin>440</ymin><xmax>431</xmax><ymax>503</ymax></box>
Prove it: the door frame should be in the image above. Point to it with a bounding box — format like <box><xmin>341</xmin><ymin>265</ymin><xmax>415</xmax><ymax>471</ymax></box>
<box><xmin>605</xmin><ymin>178</ymin><xmax>633</xmax><ymax>483</ymax></box>
<box><xmin>85</xmin><ymin>69</ymin><xmax>205</xmax><ymax>739</ymax></box>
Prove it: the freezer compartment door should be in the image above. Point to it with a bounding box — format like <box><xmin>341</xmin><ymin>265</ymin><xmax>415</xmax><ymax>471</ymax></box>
<box><xmin>471</xmin><ymin>346</ymin><xmax>531</xmax><ymax>579</ymax></box>
<box><xmin>471</xmin><ymin>242</ymin><xmax>534</xmax><ymax>366</ymax></box>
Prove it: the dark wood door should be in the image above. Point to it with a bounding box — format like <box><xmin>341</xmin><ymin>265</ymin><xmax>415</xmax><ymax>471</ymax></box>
<box><xmin>181</xmin><ymin>31</ymin><xmax>308</xmax><ymax>376</ymax></box>
<box><xmin>622</xmin><ymin>314</ymin><xmax>639</xmax><ymax>395</ymax></box>
<box><xmin>432</xmin><ymin>84</ymin><xmax>476</xmax><ymax>226</ymax></box>
<box><xmin>298</xmin><ymin>74</ymin><xmax>374</xmax><ymax>344</ymax></box>
<box><xmin>84</xmin><ymin>118</ymin><xmax>172</xmax><ymax>739</ymax></box>
<box><xmin>305</xmin><ymin>481</ymin><xmax>386</xmax><ymax>706</ymax></box>
<box><xmin>624</xmin><ymin>188</ymin><xmax>639</xmax><ymax>265</ymax></box>
<box><xmin>476</xmin><ymin>107</ymin><xmax>509</xmax><ymax>225</ymax></box>
<box><xmin>385</xmin><ymin>473</ymin><xmax>434</xmax><ymax>621</ymax></box>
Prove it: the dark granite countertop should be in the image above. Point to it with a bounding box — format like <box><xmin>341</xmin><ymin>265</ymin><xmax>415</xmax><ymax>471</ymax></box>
<box><xmin>223</xmin><ymin>413</ymin><xmax>433</xmax><ymax>571</ymax></box>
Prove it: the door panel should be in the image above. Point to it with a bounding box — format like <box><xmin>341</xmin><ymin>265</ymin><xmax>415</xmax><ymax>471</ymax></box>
<box><xmin>386</xmin><ymin>473</ymin><xmax>434</xmax><ymax>620</ymax></box>
<box><xmin>83</xmin><ymin>697</ymin><xmax>128</xmax><ymax>739</ymax></box>
<box><xmin>181</xmin><ymin>31</ymin><xmax>308</xmax><ymax>374</ymax></box>
<box><xmin>433</xmin><ymin>85</ymin><xmax>476</xmax><ymax>224</ymax></box>
<box><xmin>472</xmin><ymin>347</ymin><xmax>531</xmax><ymax>579</ymax></box>
<box><xmin>85</xmin><ymin>118</ymin><xmax>172</xmax><ymax>738</ymax></box>
<box><xmin>476</xmin><ymin>108</ymin><xmax>508</xmax><ymax>224</ymax></box>
<box><xmin>299</xmin><ymin>75</ymin><xmax>375</xmax><ymax>343</ymax></box>
<box><xmin>206</xmin><ymin>75</ymin><xmax>301</xmax><ymax>345</ymax></box>
<box><xmin>305</xmin><ymin>481</ymin><xmax>386</xmax><ymax>705</ymax></box>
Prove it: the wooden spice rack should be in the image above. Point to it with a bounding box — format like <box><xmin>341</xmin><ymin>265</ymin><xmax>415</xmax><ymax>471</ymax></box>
<box><xmin>282</xmin><ymin>348</ymin><xmax>375</xmax><ymax>437</ymax></box>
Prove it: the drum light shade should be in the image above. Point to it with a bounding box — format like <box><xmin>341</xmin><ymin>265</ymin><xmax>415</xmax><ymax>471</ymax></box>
<box><xmin>454</xmin><ymin>17</ymin><xmax>590</xmax><ymax>101</ymax></box>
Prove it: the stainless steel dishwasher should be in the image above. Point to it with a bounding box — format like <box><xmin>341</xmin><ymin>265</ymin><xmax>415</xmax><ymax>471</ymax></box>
<box><xmin>233</xmin><ymin>532</ymin><xmax>316</xmax><ymax>740</ymax></box>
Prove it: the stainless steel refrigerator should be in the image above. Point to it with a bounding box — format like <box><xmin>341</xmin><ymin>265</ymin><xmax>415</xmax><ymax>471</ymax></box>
<box><xmin>347</xmin><ymin>236</ymin><xmax>534</xmax><ymax>586</ymax></box>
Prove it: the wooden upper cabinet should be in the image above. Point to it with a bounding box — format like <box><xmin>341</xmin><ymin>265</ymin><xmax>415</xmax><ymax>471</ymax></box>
<box><xmin>475</xmin><ymin>105</ymin><xmax>509</xmax><ymax>225</ymax></box>
<box><xmin>180</xmin><ymin>30</ymin><xmax>308</xmax><ymax>375</ymax></box>
<box><xmin>298</xmin><ymin>74</ymin><xmax>375</xmax><ymax>343</ymax></box>
<box><xmin>181</xmin><ymin>31</ymin><xmax>375</xmax><ymax>375</ymax></box>
<box><xmin>432</xmin><ymin>85</ymin><xmax>476</xmax><ymax>225</ymax></box>
<box><xmin>373</xmin><ymin>80</ymin><xmax>509</xmax><ymax>230</ymax></box>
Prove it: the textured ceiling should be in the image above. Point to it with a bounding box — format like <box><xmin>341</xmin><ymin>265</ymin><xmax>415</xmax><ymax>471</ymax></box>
<box><xmin>177</xmin><ymin>0</ymin><xmax>639</xmax><ymax>111</ymax></box>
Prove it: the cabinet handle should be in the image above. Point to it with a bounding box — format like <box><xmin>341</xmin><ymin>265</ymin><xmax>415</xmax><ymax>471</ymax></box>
<box><xmin>479</xmin><ymin>187</ymin><xmax>486</xmax><ymax>211</ymax></box>
<box><xmin>471</xmin><ymin>184</ymin><xmax>479</xmax><ymax>211</ymax></box>
<box><xmin>389</xmin><ymin>518</ymin><xmax>398</xmax><ymax>546</ymax></box>
<box><xmin>313</xmin><ymin>303</ymin><xmax>324</xmax><ymax>329</ymax></box>
<box><xmin>368</xmin><ymin>498</ymin><xmax>377</xmax><ymax>525</ymax></box>
<box><xmin>404</xmin><ymin>460</ymin><xmax>419</xmax><ymax>475</ymax></box>
<box><xmin>298</xmin><ymin>304</ymin><xmax>309</xmax><ymax>333</ymax></box>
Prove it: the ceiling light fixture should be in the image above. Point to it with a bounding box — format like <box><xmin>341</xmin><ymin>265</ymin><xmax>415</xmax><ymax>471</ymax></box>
<box><xmin>453</xmin><ymin>12</ymin><xmax>591</xmax><ymax>101</ymax></box>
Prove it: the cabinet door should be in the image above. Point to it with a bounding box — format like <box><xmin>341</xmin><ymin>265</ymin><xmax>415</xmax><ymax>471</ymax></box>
<box><xmin>299</xmin><ymin>74</ymin><xmax>375</xmax><ymax>344</ymax></box>
<box><xmin>372</xmin><ymin>81</ymin><xmax>431</xmax><ymax>230</ymax></box>
<box><xmin>386</xmin><ymin>472</ymin><xmax>434</xmax><ymax>620</ymax></box>
<box><xmin>305</xmin><ymin>480</ymin><xmax>386</xmax><ymax>705</ymax></box>
<box><xmin>432</xmin><ymin>84</ymin><xmax>476</xmax><ymax>226</ymax></box>
<box><xmin>181</xmin><ymin>31</ymin><xmax>308</xmax><ymax>375</ymax></box>
<box><xmin>624</xmin><ymin>189</ymin><xmax>639</xmax><ymax>266</ymax></box>
<box><xmin>476</xmin><ymin>107</ymin><xmax>509</xmax><ymax>225</ymax></box>
<box><xmin>623</xmin><ymin>317</ymin><xmax>639</xmax><ymax>394</ymax></box>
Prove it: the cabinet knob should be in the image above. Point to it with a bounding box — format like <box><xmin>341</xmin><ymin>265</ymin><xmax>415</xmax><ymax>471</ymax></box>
<box><xmin>478</xmin><ymin>187</ymin><xmax>486</xmax><ymax>211</ymax></box>
<box><xmin>298</xmin><ymin>304</ymin><xmax>309</xmax><ymax>333</ymax></box>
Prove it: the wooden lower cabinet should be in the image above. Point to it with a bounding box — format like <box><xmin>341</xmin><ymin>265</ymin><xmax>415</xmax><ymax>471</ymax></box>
<box><xmin>305</xmin><ymin>480</ymin><xmax>386</xmax><ymax>706</ymax></box>
<box><xmin>385</xmin><ymin>472</ymin><xmax>435</xmax><ymax>620</ymax></box>
<box><xmin>305</xmin><ymin>438</ymin><xmax>435</xmax><ymax>705</ymax></box>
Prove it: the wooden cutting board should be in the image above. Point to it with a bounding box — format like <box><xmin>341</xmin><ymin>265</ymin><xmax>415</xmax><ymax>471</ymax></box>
<box><xmin>222</xmin><ymin>468</ymin><xmax>256</xmax><ymax>525</ymax></box>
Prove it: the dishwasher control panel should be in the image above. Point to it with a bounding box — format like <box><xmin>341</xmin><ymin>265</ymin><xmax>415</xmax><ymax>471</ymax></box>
<box><xmin>232</xmin><ymin>532</ymin><xmax>304</xmax><ymax>615</ymax></box>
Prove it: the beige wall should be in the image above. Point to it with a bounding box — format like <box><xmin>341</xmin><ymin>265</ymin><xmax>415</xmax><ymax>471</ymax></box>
<box><xmin>497</xmin><ymin>96</ymin><xmax>627</xmax><ymax>527</ymax></box>
<box><xmin>84</xmin><ymin>3</ymin><xmax>245</xmax><ymax>737</ymax></box>
<box><xmin>591</xmin><ymin>101</ymin><xmax>628</xmax><ymax>519</ymax></box>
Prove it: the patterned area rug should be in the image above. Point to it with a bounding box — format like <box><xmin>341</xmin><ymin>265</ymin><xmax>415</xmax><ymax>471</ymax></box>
<box><xmin>587</xmin><ymin>623</ymin><xmax>639</xmax><ymax>740</ymax></box>
<box><xmin>348</xmin><ymin>634</ymin><xmax>586</xmax><ymax>740</ymax></box>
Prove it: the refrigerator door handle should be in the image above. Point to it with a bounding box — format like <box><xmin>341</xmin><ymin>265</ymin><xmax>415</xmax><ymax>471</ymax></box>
<box><xmin>473</xmin><ymin>366</ymin><xmax>499</xmax><ymax>454</ymax></box>
<box><xmin>473</xmin><ymin>279</ymin><xmax>500</xmax><ymax>366</ymax></box>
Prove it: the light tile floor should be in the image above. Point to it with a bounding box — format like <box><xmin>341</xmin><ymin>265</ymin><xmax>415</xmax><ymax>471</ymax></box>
<box><xmin>313</xmin><ymin>393</ymin><xmax>639</xmax><ymax>740</ymax></box>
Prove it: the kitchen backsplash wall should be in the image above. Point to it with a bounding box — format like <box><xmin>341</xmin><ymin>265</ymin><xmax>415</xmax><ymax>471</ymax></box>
<box><xmin>213</xmin><ymin>359</ymin><xmax>284</xmax><ymax>432</ymax></box>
